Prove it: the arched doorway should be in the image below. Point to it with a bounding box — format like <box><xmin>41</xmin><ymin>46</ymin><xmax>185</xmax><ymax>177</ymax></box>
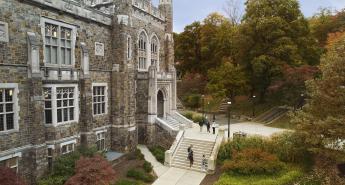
<box><xmin>157</xmin><ymin>90</ymin><xmax>164</xmax><ymax>118</ymax></box>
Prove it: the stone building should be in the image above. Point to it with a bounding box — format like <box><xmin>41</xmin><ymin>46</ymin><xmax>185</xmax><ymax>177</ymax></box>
<box><xmin>0</xmin><ymin>0</ymin><xmax>180</xmax><ymax>183</ymax></box>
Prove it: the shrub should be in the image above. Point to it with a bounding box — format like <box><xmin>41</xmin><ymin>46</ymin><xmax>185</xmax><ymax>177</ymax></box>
<box><xmin>183</xmin><ymin>94</ymin><xmax>201</xmax><ymax>109</ymax></box>
<box><xmin>127</xmin><ymin>149</ymin><xmax>144</xmax><ymax>161</ymax></box>
<box><xmin>143</xmin><ymin>161</ymin><xmax>153</xmax><ymax>173</ymax></box>
<box><xmin>126</xmin><ymin>169</ymin><xmax>155</xmax><ymax>183</ymax></box>
<box><xmin>221</xmin><ymin>148</ymin><xmax>285</xmax><ymax>175</ymax></box>
<box><xmin>192</xmin><ymin>114</ymin><xmax>203</xmax><ymax>123</ymax></box>
<box><xmin>38</xmin><ymin>176</ymin><xmax>68</xmax><ymax>185</ymax></box>
<box><xmin>148</xmin><ymin>146</ymin><xmax>165</xmax><ymax>164</ymax></box>
<box><xmin>182</xmin><ymin>111</ymin><xmax>194</xmax><ymax>120</ymax></box>
<box><xmin>65</xmin><ymin>155</ymin><xmax>116</xmax><ymax>185</ymax></box>
<box><xmin>0</xmin><ymin>167</ymin><xmax>26</xmax><ymax>185</ymax></box>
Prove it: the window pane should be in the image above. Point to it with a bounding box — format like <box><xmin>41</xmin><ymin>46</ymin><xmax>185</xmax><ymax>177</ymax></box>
<box><xmin>45</xmin><ymin>110</ymin><xmax>52</xmax><ymax>124</ymax></box>
<box><xmin>44</xmin><ymin>88</ymin><xmax>52</xmax><ymax>99</ymax></box>
<box><xmin>5</xmin><ymin>89</ymin><xmax>13</xmax><ymax>102</ymax></box>
<box><xmin>102</xmin><ymin>103</ymin><xmax>105</xmax><ymax>114</ymax></box>
<box><xmin>0</xmin><ymin>104</ymin><xmax>3</xmax><ymax>113</ymax></box>
<box><xmin>6</xmin><ymin>104</ymin><xmax>13</xmax><ymax>112</ymax></box>
<box><xmin>69</xmin><ymin>108</ymin><xmax>74</xmax><ymax>120</ymax></box>
<box><xmin>63</xmin><ymin>91</ymin><xmax>68</xmax><ymax>99</ymax></box>
<box><xmin>45</xmin><ymin>101</ymin><xmax>52</xmax><ymax>108</ymax></box>
<box><xmin>69</xmin><ymin>89</ymin><xmax>74</xmax><ymax>98</ymax></box>
<box><xmin>63</xmin><ymin>108</ymin><xmax>68</xmax><ymax>121</ymax></box>
<box><xmin>66</xmin><ymin>49</ymin><xmax>71</xmax><ymax>65</ymax></box>
<box><xmin>69</xmin><ymin>99</ymin><xmax>73</xmax><ymax>106</ymax></box>
<box><xmin>57</xmin><ymin>109</ymin><xmax>62</xmax><ymax>123</ymax></box>
<box><xmin>93</xmin><ymin>104</ymin><xmax>97</xmax><ymax>115</ymax></box>
<box><xmin>61</xmin><ymin>49</ymin><xmax>65</xmax><ymax>65</ymax></box>
<box><xmin>0</xmin><ymin>115</ymin><xmax>4</xmax><ymax>131</ymax></box>
<box><xmin>45</xmin><ymin>46</ymin><xmax>51</xmax><ymax>64</ymax></box>
<box><xmin>51</xmin><ymin>46</ymin><xmax>57</xmax><ymax>64</ymax></box>
<box><xmin>51</xmin><ymin>25</ymin><xmax>58</xmax><ymax>38</ymax></box>
<box><xmin>63</xmin><ymin>100</ymin><xmax>68</xmax><ymax>107</ymax></box>
<box><xmin>0</xmin><ymin>89</ymin><xmax>3</xmax><ymax>102</ymax></box>
<box><xmin>51</xmin><ymin>38</ymin><xmax>58</xmax><ymax>46</ymax></box>
<box><xmin>57</xmin><ymin>100</ymin><xmax>62</xmax><ymax>108</ymax></box>
<box><xmin>6</xmin><ymin>113</ymin><xmax>14</xmax><ymax>130</ymax></box>
<box><xmin>93</xmin><ymin>97</ymin><xmax>97</xmax><ymax>103</ymax></box>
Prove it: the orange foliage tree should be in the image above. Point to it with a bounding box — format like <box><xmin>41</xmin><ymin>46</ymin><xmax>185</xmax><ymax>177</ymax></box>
<box><xmin>65</xmin><ymin>155</ymin><xmax>116</xmax><ymax>185</ymax></box>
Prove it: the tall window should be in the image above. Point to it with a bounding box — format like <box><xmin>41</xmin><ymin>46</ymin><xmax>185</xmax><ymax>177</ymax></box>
<box><xmin>61</xmin><ymin>143</ymin><xmax>74</xmax><ymax>155</ymax></box>
<box><xmin>151</xmin><ymin>36</ymin><xmax>159</xmax><ymax>67</ymax></box>
<box><xmin>0</xmin><ymin>157</ymin><xmax>18</xmax><ymax>173</ymax></box>
<box><xmin>93</xmin><ymin>86</ymin><xmax>106</xmax><ymax>115</ymax></box>
<box><xmin>138</xmin><ymin>32</ymin><xmax>147</xmax><ymax>70</ymax></box>
<box><xmin>42</xmin><ymin>18</ymin><xmax>75</xmax><ymax>66</ymax></box>
<box><xmin>43</xmin><ymin>85</ymin><xmax>79</xmax><ymax>126</ymax></box>
<box><xmin>96</xmin><ymin>132</ymin><xmax>106</xmax><ymax>151</ymax></box>
<box><xmin>127</xmin><ymin>36</ymin><xmax>132</xmax><ymax>60</ymax></box>
<box><xmin>0</xmin><ymin>89</ymin><xmax>14</xmax><ymax>132</ymax></box>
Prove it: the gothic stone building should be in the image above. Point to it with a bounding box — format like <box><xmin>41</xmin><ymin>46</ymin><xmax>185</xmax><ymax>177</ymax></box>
<box><xmin>0</xmin><ymin>0</ymin><xmax>176</xmax><ymax>183</ymax></box>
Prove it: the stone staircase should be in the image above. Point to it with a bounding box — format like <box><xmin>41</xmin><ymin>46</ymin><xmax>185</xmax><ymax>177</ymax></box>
<box><xmin>254</xmin><ymin>106</ymin><xmax>289</xmax><ymax>124</ymax></box>
<box><xmin>164</xmin><ymin>115</ymin><xmax>180</xmax><ymax>130</ymax></box>
<box><xmin>171</xmin><ymin>138</ymin><xmax>215</xmax><ymax>172</ymax></box>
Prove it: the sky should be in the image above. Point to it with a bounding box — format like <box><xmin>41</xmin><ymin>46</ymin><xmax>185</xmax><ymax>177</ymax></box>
<box><xmin>152</xmin><ymin>0</ymin><xmax>345</xmax><ymax>33</ymax></box>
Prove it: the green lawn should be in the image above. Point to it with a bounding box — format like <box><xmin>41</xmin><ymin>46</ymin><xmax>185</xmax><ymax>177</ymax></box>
<box><xmin>214</xmin><ymin>166</ymin><xmax>304</xmax><ymax>185</ymax></box>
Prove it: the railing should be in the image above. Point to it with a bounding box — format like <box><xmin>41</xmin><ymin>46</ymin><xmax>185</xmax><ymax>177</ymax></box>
<box><xmin>164</xmin><ymin>130</ymin><xmax>185</xmax><ymax>166</ymax></box>
<box><xmin>173</xmin><ymin>112</ymin><xmax>193</xmax><ymax>128</ymax></box>
<box><xmin>207</xmin><ymin>128</ymin><xmax>225</xmax><ymax>173</ymax></box>
<box><xmin>155</xmin><ymin>117</ymin><xmax>179</xmax><ymax>135</ymax></box>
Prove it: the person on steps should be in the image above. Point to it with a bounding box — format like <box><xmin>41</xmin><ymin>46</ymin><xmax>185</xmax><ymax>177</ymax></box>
<box><xmin>188</xmin><ymin>149</ymin><xmax>194</xmax><ymax>168</ymax></box>
<box><xmin>212</xmin><ymin>120</ymin><xmax>216</xmax><ymax>134</ymax></box>
<box><xmin>187</xmin><ymin>145</ymin><xmax>192</xmax><ymax>160</ymax></box>
<box><xmin>199</xmin><ymin>119</ymin><xmax>203</xmax><ymax>132</ymax></box>
<box><xmin>206</xmin><ymin>119</ymin><xmax>211</xmax><ymax>133</ymax></box>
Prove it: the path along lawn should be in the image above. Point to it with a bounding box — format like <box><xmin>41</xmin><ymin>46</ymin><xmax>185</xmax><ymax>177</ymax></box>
<box><xmin>214</xmin><ymin>165</ymin><xmax>304</xmax><ymax>185</ymax></box>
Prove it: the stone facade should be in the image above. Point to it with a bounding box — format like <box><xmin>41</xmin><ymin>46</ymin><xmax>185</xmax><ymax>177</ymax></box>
<box><xmin>0</xmin><ymin>0</ymin><xmax>176</xmax><ymax>183</ymax></box>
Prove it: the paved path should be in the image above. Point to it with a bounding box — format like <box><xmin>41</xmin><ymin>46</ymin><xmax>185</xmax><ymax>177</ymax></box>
<box><xmin>137</xmin><ymin>145</ymin><xmax>169</xmax><ymax>177</ymax></box>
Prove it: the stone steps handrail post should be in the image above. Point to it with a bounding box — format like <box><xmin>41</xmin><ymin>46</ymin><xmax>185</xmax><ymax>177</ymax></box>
<box><xmin>207</xmin><ymin>128</ymin><xmax>225</xmax><ymax>173</ymax></box>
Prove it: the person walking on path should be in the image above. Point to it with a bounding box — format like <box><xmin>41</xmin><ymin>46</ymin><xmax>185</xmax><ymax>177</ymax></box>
<box><xmin>188</xmin><ymin>149</ymin><xmax>194</xmax><ymax>168</ymax></box>
<box><xmin>201</xmin><ymin>154</ymin><xmax>208</xmax><ymax>172</ymax></box>
<box><xmin>198</xmin><ymin>119</ymin><xmax>203</xmax><ymax>132</ymax></box>
<box><xmin>206</xmin><ymin>119</ymin><xmax>211</xmax><ymax>133</ymax></box>
<box><xmin>212</xmin><ymin>120</ymin><xmax>216</xmax><ymax>134</ymax></box>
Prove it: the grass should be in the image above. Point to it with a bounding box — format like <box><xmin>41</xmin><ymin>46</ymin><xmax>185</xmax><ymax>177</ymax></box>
<box><xmin>268</xmin><ymin>114</ymin><xmax>297</xmax><ymax>129</ymax></box>
<box><xmin>214</xmin><ymin>165</ymin><xmax>304</xmax><ymax>185</ymax></box>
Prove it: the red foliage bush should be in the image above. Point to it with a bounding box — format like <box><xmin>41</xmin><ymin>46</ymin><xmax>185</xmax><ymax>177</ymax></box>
<box><xmin>221</xmin><ymin>148</ymin><xmax>285</xmax><ymax>175</ymax></box>
<box><xmin>0</xmin><ymin>167</ymin><xmax>26</xmax><ymax>185</ymax></box>
<box><xmin>65</xmin><ymin>155</ymin><xmax>116</xmax><ymax>185</ymax></box>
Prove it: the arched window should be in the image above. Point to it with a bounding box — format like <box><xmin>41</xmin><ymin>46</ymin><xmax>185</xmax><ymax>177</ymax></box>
<box><xmin>151</xmin><ymin>36</ymin><xmax>159</xmax><ymax>68</ymax></box>
<box><xmin>138</xmin><ymin>32</ymin><xmax>147</xmax><ymax>70</ymax></box>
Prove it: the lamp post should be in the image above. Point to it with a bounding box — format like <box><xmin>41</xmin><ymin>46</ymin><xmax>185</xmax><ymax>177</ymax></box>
<box><xmin>227</xmin><ymin>101</ymin><xmax>232</xmax><ymax>140</ymax></box>
<box><xmin>252</xmin><ymin>95</ymin><xmax>256</xmax><ymax>118</ymax></box>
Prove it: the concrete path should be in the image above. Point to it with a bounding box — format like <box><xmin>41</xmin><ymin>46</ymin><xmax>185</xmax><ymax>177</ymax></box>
<box><xmin>220</xmin><ymin>122</ymin><xmax>288</xmax><ymax>138</ymax></box>
<box><xmin>137</xmin><ymin>145</ymin><xmax>169</xmax><ymax>177</ymax></box>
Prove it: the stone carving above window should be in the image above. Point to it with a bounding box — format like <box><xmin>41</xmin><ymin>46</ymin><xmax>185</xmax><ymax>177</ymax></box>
<box><xmin>95</xmin><ymin>42</ymin><xmax>104</xmax><ymax>56</ymax></box>
<box><xmin>0</xmin><ymin>21</ymin><xmax>9</xmax><ymax>43</ymax></box>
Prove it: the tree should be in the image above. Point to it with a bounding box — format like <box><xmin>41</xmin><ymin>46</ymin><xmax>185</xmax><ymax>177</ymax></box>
<box><xmin>292</xmin><ymin>34</ymin><xmax>345</xmax><ymax>151</ymax></box>
<box><xmin>0</xmin><ymin>167</ymin><xmax>26</xmax><ymax>185</ymax></box>
<box><xmin>238</xmin><ymin>0</ymin><xmax>321</xmax><ymax>101</ymax></box>
<box><xmin>207</xmin><ymin>61</ymin><xmax>248</xmax><ymax>99</ymax></box>
<box><xmin>223</xmin><ymin>0</ymin><xmax>243</xmax><ymax>25</ymax></box>
<box><xmin>65</xmin><ymin>155</ymin><xmax>116</xmax><ymax>185</ymax></box>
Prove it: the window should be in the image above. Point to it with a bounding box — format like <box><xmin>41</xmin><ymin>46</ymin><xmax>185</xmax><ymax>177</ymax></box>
<box><xmin>61</xmin><ymin>143</ymin><xmax>74</xmax><ymax>155</ymax></box>
<box><xmin>151</xmin><ymin>36</ymin><xmax>159</xmax><ymax>68</ymax></box>
<box><xmin>96</xmin><ymin>131</ymin><xmax>106</xmax><ymax>151</ymax></box>
<box><xmin>93</xmin><ymin>86</ymin><xmax>106</xmax><ymax>115</ymax></box>
<box><xmin>47</xmin><ymin>147</ymin><xmax>53</xmax><ymax>171</ymax></box>
<box><xmin>0</xmin><ymin>157</ymin><xmax>18</xmax><ymax>173</ymax></box>
<box><xmin>42</xmin><ymin>18</ymin><xmax>76</xmax><ymax>66</ymax></box>
<box><xmin>43</xmin><ymin>84</ymin><xmax>79</xmax><ymax>126</ymax></box>
<box><xmin>138</xmin><ymin>32</ymin><xmax>147</xmax><ymax>70</ymax></box>
<box><xmin>0</xmin><ymin>84</ymin><xmax>19</xmax><ymax>133</ymax></box>
<box><xmin>127</xmin><ymin>36</ymin><xmax>132</xmax><ymax>60</ymax></box>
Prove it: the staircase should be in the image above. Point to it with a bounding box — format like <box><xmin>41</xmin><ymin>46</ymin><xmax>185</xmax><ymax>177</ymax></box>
<box><xmin>254</xmin><ymin>106</ymin><xmax>289</xmax><ymax>124</ymax></box>
<box><xmin>171</xmin><ymin>138</ymin><xmax>215</xmax><ymax>172</ymax></box>
<box><xmin>176</xmin><ymin>98</ymin><xmax>185</xmax><ymax>110</ymax></box>
<box><xmin>165</xmin><ymin>115</ymin><xmax>180</xmax><ymax>130</ymax></box>
<box><xmin>218</xmin><ymin>98</ymin><xmax>231</xmax><ymax>113</ymax></box>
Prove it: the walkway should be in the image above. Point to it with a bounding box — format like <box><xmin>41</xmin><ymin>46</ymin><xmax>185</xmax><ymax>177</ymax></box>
<box><xmin>138</xmin><ymin>145</ymin><xmax>206</xmax><ymax>185</ymax></box>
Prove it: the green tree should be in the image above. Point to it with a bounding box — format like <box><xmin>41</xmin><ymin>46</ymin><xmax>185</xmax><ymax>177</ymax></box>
<box><xmin>292</xmin><ymin>34</ymin><xmax>345</xmax><ymax>151</ymax></box>
<box><xmin>207</xmin><ymin>61</ymin><xmax>248</xmax><ymax>99</ymax></box>
<box><xmin>238</xmin><ymin>0</ymin><xmax>321</xmax><ymax>101</ymax></box>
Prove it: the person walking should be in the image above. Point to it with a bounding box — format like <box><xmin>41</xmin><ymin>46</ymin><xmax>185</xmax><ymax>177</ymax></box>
<box><xmin>188</xmin><ymin>149</ymin><xmax>194</xmax><ymax>168</ymax></box>
<box><xmin>187</xmin><ymin>145</ymin><xmax>192</xmax><ymax>160</ymax></box>
<box><xmin>206</xmin><ymin>119</ymin><xmax>211</xmax><ymax>133</ymax></box>
<box><xmin>212</xmin><ymin>120</ymin><xmax>216</xmax><ymax>134</ymax></box>
<box><xmin>198</xmin><ymin>119</ymin><xmax>203</xmax><ymax>132</ymax></box>
<box><xmin>201</xmin><ymin>154</ymin><xmax>208</xmax><ymax>172</ymax></box>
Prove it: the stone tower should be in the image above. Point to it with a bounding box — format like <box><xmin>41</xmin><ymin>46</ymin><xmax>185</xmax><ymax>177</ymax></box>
<box><xmin>159</xmin><ymin>0</ymin><xmax>173</xmax><ymax>33</ymax></box>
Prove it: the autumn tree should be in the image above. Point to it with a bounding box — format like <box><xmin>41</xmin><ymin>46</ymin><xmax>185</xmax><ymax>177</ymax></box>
<box><xmin>207</xmin><ymin>61</ymin><xmax>248</xmax><ymax>99</ymax></box>
<box><xmin>238</xmin><ymin>0</ymin><xmax>321</xmax><ymax>101</ymax></box>
<box><xmin>292</xmin><ymin>34</ymin><xmax>345</xmax><ymax>151</ymax></box>
<box><xmin>0</xmin><ymin>167</ymin><xmax>26</xmax><ymax>185</ymax></box>
<box><xmin>65</xmin><ymin>155</ymin><xmax>116</xmax><ymax>185</ymax></box>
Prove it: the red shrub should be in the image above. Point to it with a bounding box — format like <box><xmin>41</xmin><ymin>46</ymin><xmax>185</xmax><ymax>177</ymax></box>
<box><xmin>65</xmin><ymin>155</ymin><xmax>116</xmax><ymax>185</ymax></box>
<box><xmin>221</xmin><ymin>148</ymin><xmax>285</xmax><ymax>175</ymax></box>
<box><xmin>0</xmin><ymin>167</ymin><xmax>26</xmax><ymax>185</ymax></box>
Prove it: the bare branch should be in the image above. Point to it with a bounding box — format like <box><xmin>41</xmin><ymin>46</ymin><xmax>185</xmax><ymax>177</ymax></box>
<box><xmin>222</xmin><ymin>0</ymin><xmax>243</xmax><ymax>25</ymax></box>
